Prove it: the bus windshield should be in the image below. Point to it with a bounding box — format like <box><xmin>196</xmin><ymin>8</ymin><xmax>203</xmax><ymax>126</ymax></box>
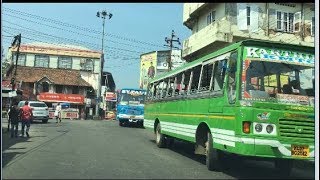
<box><xmin>118</xmin><ymin>90</ymin><xmax>146</xmax><ymax>105</ymax></box>
<box><xmin>242</xmin><ymin>60</ymin><xmax>314</xmax><ymax>106</ymax></box>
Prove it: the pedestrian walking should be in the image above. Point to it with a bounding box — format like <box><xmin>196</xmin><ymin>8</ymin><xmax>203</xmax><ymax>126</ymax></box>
<box><xmin>54</xmin><ymin>103</ymin><xmax>62</xmax><ymax>123</ymax></box>
<box><xmin>20</xmin><ymin>101</ymin><xmax>33</xmax><ymax>138</ymax></box>
<box><xmin>8</xmin><ymin>102</ymin><xmax>20</xmax><ymax>138</ymax></box>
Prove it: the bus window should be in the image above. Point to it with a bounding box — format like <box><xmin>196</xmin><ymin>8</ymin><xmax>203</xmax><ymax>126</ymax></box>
<box><xmin>227</xmin><ymin>51</ymin><xmax>238</xmax><ymax>104</ymax></box>
<box><xmin>190</xmin><ymin>65</ymin><xmax>202</xmax><ymax>94</ymax></box>
<box><xmin>167</xmin><ymin>77</ymin><xmax>174</xmax><ymax>97</ymax></box>
<box><xmin>155</xmin><ymin>82</ymin><xmax>161</xmax><ymax>99</ymax></box>
<box><xmin>213</xmin><ymin>60</ymin><xmax>226</xmax><ymax>92</ymax></box>
<box><xmin>181</xmin><ymin>70</ymin><xmax>191</xmax><ymax>95</ymax></box>
<box><xmin>160</xmin><ymin>79</ymin><xmax>168</xmax><ymax>98</ymax></box>
<box><xmin>200</xmin><ymin>63</ymin><xmax>214</xmax><ymax>92</ymax></box>
<box><xmin>175</xmin><ymin>73</ymin><xmax>183</xmax><ymax>96</ymax></box>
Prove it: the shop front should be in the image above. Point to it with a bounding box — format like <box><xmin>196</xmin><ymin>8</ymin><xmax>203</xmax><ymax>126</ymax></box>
<box><xmin>38</xmin><ymin>92</ymin><xmax>85</xmax><ymax>120</ymax></box>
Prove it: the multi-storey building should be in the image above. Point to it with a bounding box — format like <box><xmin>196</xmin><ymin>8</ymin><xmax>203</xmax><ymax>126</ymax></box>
<box><xmin>182</xmin><ymin>3</ymin><xmax>315</xmax><ymax>61</ymax></box>
<box><xmin>4</xmin><ymin>42</ymin><xmax>108</xmax><ymax>118</ymax></box>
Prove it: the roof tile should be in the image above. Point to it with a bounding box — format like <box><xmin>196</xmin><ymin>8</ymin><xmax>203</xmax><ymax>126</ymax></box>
<box><xmin>6</xmin><ymin>66</ymin><xmax>92</xmax><ymax>87</ymax></box>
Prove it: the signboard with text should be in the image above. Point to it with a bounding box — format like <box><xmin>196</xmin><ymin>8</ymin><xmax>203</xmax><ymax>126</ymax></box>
<box><xmin>38</xmin><ymin>93</ymin><xmax>84</xmax><ymax>104</ymax></box>
<box><xmin>105</xmin><ymin>92</ymin><xmax>117</xmax><ymax>102</ymax></box>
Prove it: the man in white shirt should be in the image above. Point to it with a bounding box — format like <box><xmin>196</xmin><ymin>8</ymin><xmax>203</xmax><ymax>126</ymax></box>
<box><xmin>54</xmin><ymin>103</ymin><xmax>62</xmax><ymax>123</ymax></box>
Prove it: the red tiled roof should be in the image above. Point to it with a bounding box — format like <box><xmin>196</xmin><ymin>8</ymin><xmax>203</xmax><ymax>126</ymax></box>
<box><xmin>6</xmin><ymin>66</ymin><xmax>92</xmax><ymax>87</ymax></box>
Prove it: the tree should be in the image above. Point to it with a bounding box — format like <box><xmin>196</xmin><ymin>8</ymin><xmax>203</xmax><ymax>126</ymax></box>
<box><xmin>1</xmin><ymin>46</ymin><xmax>11</xmax><ymax>78</ymax></box>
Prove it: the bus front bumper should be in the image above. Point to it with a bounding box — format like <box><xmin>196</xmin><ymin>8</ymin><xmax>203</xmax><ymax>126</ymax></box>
<box><xmin>117</xmin><ymin>114</ymin><xmax>144</xmax><ymax>123</ymax></box>
<box><xmin>214</xmin><ymin>136</ymin><xmax>315</xmax><ymax>160</ymax></box>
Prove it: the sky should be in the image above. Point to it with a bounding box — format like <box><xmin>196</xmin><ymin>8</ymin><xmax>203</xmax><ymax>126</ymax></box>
<box><xmin>1</xmin><ymin>3</ymin><xmax>191</xmax><ymax>89</ymax></box>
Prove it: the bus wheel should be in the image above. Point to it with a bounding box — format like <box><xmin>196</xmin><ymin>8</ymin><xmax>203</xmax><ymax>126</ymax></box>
<box><xmin>138</xmin><ymin>121</ymin><xmax>144</xmax><ymax>128</ymax></box>
<box><xmin>274</xmin><ymin>159</ymin><xmax>293</xmax><ymax>177</ymax></box>
<box><xmin>156</xmin><ymin>123</ymin><xmax>166</xmax><ymax>148</ymax></box>
<box><xmin>205</xmin><ymin>131</ymin><xmax>220</xmax><ymax>171</ymax></box>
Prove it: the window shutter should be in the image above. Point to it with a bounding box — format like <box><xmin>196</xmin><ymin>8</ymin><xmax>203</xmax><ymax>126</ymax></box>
<box><xmin>276</xmin><ymin>11</ymin><xmax>283</xmax><ymax>31</ymax></box>
<box><xmin>237</xmin><ymin>3</ymin><xmax>248</xmax><ymax>30</ymax></box>
<box><xmin>249</xmin><ymin>5</ymin><xmax>259</xmax><ymax>32</ymax></box>
<box><xmin>268</xmin><ymin>9</ymin><xmax>277</xmax><ymax>30</ymax></box>
<box><xmin>294</xmin><ymin>11</ymin><xmax>301</xmax><ymax>32</ymax></box>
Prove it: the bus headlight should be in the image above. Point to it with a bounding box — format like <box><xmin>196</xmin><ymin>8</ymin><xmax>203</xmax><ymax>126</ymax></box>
<box><xmin>266</xmin><ymin>125</ymin><xmax>274</xmax><ymax>134</ymax></box>
<box><xmin>255</xmin><ymin>123</ymin><xmax>263</xmax><ymax>132</ymax></box>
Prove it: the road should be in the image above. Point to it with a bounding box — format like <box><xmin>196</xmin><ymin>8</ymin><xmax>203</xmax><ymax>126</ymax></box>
<box><xmin>2</xmin><ymin>118</ymin><xmax>315</xmax><ymax>179</ymax></box>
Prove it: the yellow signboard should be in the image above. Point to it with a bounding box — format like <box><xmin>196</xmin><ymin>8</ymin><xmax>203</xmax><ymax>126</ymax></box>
<box><xmin>140</xmin><ymin>52</ymin><xmax>157</xmax><ymax>89</ymax></box>
<box><xmin>11</xmin><ymin>45</ymin><xmax>101</xmax><ymax>58</ymax></box>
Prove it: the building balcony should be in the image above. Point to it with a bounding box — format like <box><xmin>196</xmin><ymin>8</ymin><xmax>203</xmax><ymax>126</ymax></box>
<box><xmin>183</xmin><ymin>3</ymin><xmax>207</xmax><ymax>29</ymax></box>
<box><xmin>182</xmin><ymin>18</ymin><xmax>314</xmax><ymax>61</ymax></box>
<box><xmin>182</xmin><ymin>19</ymin><xmax>232</xmax><ymax>61</ymax></box>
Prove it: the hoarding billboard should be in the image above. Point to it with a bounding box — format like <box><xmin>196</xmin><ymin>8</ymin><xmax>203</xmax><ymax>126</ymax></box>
<box><xmin>156</xmin><ymin>50</ymin><xmax>185</xmax><ymax>76</ymax></box>
<box><xmin>140</xmin><ymin>52</ymin><xmax>157</xmax><ymax>89</ymax></box>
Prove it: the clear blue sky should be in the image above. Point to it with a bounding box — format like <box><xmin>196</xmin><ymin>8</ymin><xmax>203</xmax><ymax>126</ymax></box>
<box><xmin>2</xmin><ymin>3</ymin><xmax>191</xmax><ymax>89</ymax></box>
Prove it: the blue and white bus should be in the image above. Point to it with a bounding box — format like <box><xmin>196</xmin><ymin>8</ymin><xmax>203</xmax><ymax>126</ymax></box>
<box><xmin>116</xmin><ymin>88</ymin><xmax>146</xmax><ymax>127</ymax></box>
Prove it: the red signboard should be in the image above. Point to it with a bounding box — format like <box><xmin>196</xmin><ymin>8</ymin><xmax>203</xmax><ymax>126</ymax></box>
<box><xmin>38</xmin><ymin>93</ymin><xmax>84</xmax><ymax>104</ymax></box>
<box><xmin>65</xmin><ymin>112</ymin><xmax>78</xmax><ymax>118</ymax></box>
<box><xmin>1</xmin><ymin>80</ymin><xmax>17</xmax><ymax>90</ymax></box>
<box><xmin>105</xmin><ymin>92</ymin><xmax>117</xmax><ymax>102</ymax></box>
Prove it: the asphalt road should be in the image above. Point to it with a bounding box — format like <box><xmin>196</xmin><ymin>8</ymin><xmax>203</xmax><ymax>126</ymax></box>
<box><xmin>2</xmin><ymin>118</ymin><xmax>315</xmax><ymax>179</ymax></box>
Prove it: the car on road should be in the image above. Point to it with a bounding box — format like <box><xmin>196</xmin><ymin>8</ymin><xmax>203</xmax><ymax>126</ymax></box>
<box><xmin>18</xmin><ymin>101</ymin><xmax>49</xmax><ymax>123</ymax></box>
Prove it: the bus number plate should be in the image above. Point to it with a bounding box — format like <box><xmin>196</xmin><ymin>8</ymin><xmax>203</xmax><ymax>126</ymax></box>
<box><xmin>291</xmin><ymin>145</ymin><xmax>309</xmax><ymax>157</ymax></box>
<box><xmin>130</xmin><ymin>116</ymin><xmax>135</xmax><ymax>119</ymax></box>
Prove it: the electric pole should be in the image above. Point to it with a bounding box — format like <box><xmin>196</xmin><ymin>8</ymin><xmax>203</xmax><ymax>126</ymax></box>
<box><xmin>164</xmin><ymin>30</ymin><xmax>181</xmax><ymax>71</ymax></box>
<box><xmin>10</xmin><ymin>34</ymin><xmax>21</xmax><ymax>93</ymax></box>
<box><xmin>96</xmin><ymin>10</ymin><xmax>112</xmax><ymax>117</ymax></box>
<box><xmin>7</xmin><ymin>34</ymin><xmax>21</xmax><ymax>131</ymax></box>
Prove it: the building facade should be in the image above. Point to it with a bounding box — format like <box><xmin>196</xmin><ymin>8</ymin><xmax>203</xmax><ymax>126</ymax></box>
<box><xmin>182</xmin><ymin>3</ymin><xmax>315</xmax><ymax>61</ymax></box>
<box><xmin>4</xmin><ymin>42</ymin><xmax>104</xmax><ymax>118</ymax></box>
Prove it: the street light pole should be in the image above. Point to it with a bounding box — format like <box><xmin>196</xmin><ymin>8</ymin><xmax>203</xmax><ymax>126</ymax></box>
<box><xmin>96</xmin><ymin>10</ymin><xmax>112</xmax><ymax>117</ymax></box>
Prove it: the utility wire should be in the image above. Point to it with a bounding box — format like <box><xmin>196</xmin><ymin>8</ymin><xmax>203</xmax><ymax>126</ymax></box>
<box><xmin>2</xmin><ymin>25</ymin><xmax>145</xmax><ymax>54</ymax></box>
<box><xmin>2</xmin><ymin>19</ymin><xmax>155</xmax><ymax>51</ymax></box>
<box><xmin>3</xmin><ymin>7</ymin><xmax>165</xmax><ymax>48</ymax></box>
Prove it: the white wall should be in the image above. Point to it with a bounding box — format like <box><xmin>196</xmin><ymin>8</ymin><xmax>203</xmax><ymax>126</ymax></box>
<box><xmin>182</xmin><ymin>3</ymin><xmax>315</xmax><ymax>59</ymax></box>
<box><xmin>196</xmin><ymin>4</ymin><xmax>226</xmax><ymax>33</ymax></box>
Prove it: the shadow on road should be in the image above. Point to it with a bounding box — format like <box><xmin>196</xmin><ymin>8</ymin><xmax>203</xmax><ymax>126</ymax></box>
<box><xmin>2</xmin><ymin>127</ymin><xmax>29</xmax><ymax>167</ymax></box>
<box><xmin>149</xmin><ymin>138</ymin><xmax>314</xmax><ymax>179</ymax></box>
<box><xmin>2</xmin><ymin>126</ymin><xmax>48</xmax><ymax>168</ymax></box>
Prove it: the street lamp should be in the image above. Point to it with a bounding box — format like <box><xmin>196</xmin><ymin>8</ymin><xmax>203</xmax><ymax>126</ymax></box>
<box><xmin>96</xmin><ymin>10</ymin><xmax>112</xmax><ymax>117</ymax></box>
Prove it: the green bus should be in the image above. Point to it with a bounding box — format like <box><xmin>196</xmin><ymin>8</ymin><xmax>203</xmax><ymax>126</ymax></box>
<box><xmin>144</xmin><ymin>40</ymin><xmax>315</xmax><ymax>175</ymax></box>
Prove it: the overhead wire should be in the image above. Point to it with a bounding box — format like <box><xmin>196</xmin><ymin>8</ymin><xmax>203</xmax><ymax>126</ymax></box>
<box><xmin>3</xmin><ymin>7</ymin><xmax>166</xmax><ymax>48</ymax></box>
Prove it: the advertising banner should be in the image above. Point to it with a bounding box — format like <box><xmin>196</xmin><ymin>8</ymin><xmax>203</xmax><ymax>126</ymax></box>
<box><xmin>105</xmin><ymin>92</ymin><xmax>117</xmax><ymax>102</ymax></box>
<box><xmin>156</xmin><ymin>50</ymin><xmax>185</xmax><ymax>76</ymax></box>
<box><xmin>245</xmin><ymin>47</ymin><xmax>315</xmax><ymax>66</ymax></box>
<box><xmin>11</xmin><ymin>45</ymin><xmax>101</xmax><ymax>58</ymax></box>
<box><xmin>140</xmin><ymin>52</ymin><xmax>157</xmax><ymax>89</ymax></box>
<box><xmin>38</xmin><ymin>93</ymin><xmax>84</xmax><ymax>104</ymax></box>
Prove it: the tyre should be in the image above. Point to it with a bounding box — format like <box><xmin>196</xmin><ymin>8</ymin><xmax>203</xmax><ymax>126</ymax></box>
<box><xmin>138</xmin><ymin>121</ymin><xmax>144</xmax><ymax>128</ymax></box>
<box><xmin>274</xmin><ymin>159</ymin><xmax>293</xmax><ymax>177</ymax></box>
<box><xmin>119</xmin><ymin>121</ymin><xmax>123</xmax><ymax>126</ymax></box>
<box><xmin>205</xmin><ymin>131</ymin><xmax>220</xmax><ymax>171</ymax></box>
<box><xmin>155</xmin><ymin>123</ymin><xmax>166</xmax><ymax>148</ymax></box>
<box><xmin>42</xmin><ymin>119</ymin><xmax>48</xmax><ymax>123</ymax></box>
